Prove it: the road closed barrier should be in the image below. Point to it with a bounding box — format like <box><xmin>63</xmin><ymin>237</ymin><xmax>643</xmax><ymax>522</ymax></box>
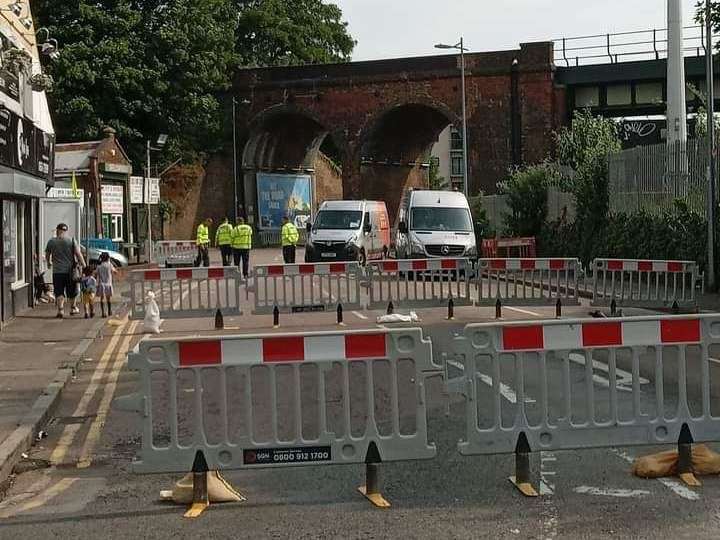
<box><xmin>366</xmin><ymin>258</ymin><xmax>473</xmax><ymax>310</ymax></box>
<box><xmin>591</xmin><ymin>258</ymin><xmax>700</xmax><ymax>309</ymax></box>
<box><xmin>128</xmin><ymin>267</ymin><xmax>243</xmax><ymax>320</ymax></box>
<box><xmin>475</xmin><ymin>258</ymin><xmax>581</xmax><ymax>306</ymax></box>
<box><xmin>153</xmin><ymin>241</ymin><xmax>197</xmax><ymax>267</ymax></box>
<box><xmin>116</xmin><ymin>327</ymin><xmax>441</xmax><ymax>507</ymax></box>
<box><xmin>448</xmin><ymin>314</ymin><xmax>720</xmax><ymax>494</ymax></box>
<box><xmin>250</xmin><ymin>262</ymin><xmax>362</xmax><ymax>314</ymax></box>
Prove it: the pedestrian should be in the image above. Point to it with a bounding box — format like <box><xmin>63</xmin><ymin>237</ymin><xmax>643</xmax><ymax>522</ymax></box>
<box><xmin>232</xmin><ymin>217</ymin><xmax>253</xmax><ymax>278</ymax></box>
<box><xmin>195</xmin><ymin>218</ymin><xmax>212</xmax><ymax>267</ymax></box>
<box><xmin>215</xmin><ymin>217</ymin><xmax>234</xmax><ymax>267</ymax></box>
<box><xmin>97</xmin><ymin>252</ymin><xmax>117</xmax><ymax>318</ymax></box>
<box><xmin>281</xmin><ymin>216</ymin><xmax>299</xmax><ymax>264</ymax></box>
<box><xmin>45</xmin><ymin>223</ymin><xmax>86</xmax><ymax>319</ymax></box>
<box><xmin>80</xmin><ymin>266</ymin><xmax>97</xmax><ymax>319</ymax></box>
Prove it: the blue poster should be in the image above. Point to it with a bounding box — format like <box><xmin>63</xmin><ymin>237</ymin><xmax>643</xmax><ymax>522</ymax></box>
<box><xmin>257</xmin><ymin>173</ymin><xmax>312</xmax><ymax>230</ymax></box>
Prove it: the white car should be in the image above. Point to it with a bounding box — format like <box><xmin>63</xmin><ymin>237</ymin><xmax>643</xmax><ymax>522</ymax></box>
<box><xmin>81</xmin><ymin>245</ymin><xmax>129</xmax><ymax>268</ymax></box>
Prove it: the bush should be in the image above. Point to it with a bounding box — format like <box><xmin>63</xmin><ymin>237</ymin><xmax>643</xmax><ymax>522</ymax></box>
<box><xmin>499</xmin><ymin>164</ymin><xmax>558</xmax><ymax>237</ymax></box>
<box><xmin>469</xmin><ymin>193</ymin><xmax>493</xmax><ymax>238</ymax></box>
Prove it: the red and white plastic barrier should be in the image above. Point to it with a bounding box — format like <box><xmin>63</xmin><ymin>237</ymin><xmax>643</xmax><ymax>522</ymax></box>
<box><xmin>178</xmin><ymin>332</ymin><xmax>388</xmax><ymax>367</ymax></box>
<box><xmin>256</xmin><ymin>262</ymin><xmax>357</xmax><ymax>277</ymax></box>
<box><xmin>597</xmin><ymin>259</ymin><xmax>691</xmax><ymax>273</ymax></box>
<box><xmin>479</xmin><ymin>258</ymin><xmax>576</xmax><ymax>271</ymax></box>
<box><xmin>136</xmin><ymin>267</ymin><xmax>235</xmax><ymax>282</ymax></box>
<box><xmin>153</xmin><ymin>240</ymin><xmax>196</xmax><ymax>267</ymax></box>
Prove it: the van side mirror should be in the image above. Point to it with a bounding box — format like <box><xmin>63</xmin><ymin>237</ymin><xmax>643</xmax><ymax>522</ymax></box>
<box><xmin>306</xmin><ymin>222</ymin><xmax>312</xmax><ymax>233</ymax></box>
<box><xmin>399</xmin><ymin>221</ymin><xmax>408</xmax><ymax>234</ymax></box>
<box><xmin>363</xmin><ymin>221</ymin><xmax>372</xmax><ymax>233</ymax></box>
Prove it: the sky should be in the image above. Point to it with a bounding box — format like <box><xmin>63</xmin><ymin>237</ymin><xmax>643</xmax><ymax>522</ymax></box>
<box><xmin>333</xmin><ymin>0</ymin><xmax>701</xmax><ymax>62</ymax></box>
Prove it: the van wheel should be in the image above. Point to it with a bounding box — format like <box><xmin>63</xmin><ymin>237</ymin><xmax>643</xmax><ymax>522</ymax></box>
<box><xmin>358</xmin><ymin>249</ymin><xmax>367</xmax><ymax>266</ymax></box>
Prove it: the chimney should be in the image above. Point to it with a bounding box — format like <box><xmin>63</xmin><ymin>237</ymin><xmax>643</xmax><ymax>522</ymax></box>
<box><xmin>102</xmin><ymin>126</ymin><xmax>116</xmax><ymax>140</ymax></box>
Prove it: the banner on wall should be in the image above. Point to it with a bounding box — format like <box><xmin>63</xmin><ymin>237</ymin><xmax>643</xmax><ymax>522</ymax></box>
<box><xmin>101</xmin><ymin>184</ymin><xmax>124</xmax><ymax>214</ymax></box>
<box><xmin>256</xmin><ymin>173</ymin><xmax>312</xmax><ymax>230</ymax></box>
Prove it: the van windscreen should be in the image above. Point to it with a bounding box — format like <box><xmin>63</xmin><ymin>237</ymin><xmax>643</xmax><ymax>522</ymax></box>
<box><xmin>314</xmin><ymin>210</ymin><xmax>363</xmax><ymax>230</ymax></box>
<box><xmin>410</xmin><ymin>207</ymin><xmax>473</xmax><ymax>232</ymax></box>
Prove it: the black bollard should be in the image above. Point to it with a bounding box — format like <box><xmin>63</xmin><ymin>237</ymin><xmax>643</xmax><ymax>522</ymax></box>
<box><xmin>273</xmin><ymin>305</ymin><xmax>280</xmax><ymax>328</ymax></box>
<box><xmin>610</xmin><ymin>298</ymin><xmax>617</xmax><ymax>317</ymax></box>
<box><xmin>495</xmin><ymin>298</ymin><xmax>502</xmax><ymax>319</ymax></box>
<box><xmin>185</xmin><ymin>450</ymin><xmax>209</xmax><ymax>518</ymax></box>
<box><xmin>448</xmin><ymin>297</ymin><xmax>455</xmax><ymax>320</ymax></box>
<box><xmin>387</xmin><ymin>301</ymin><xmax>394</xmax><ymax>315</ymax></box>
<box><xmin>214</xmin><ymin>309</ymin><xmax>224</xmax><ymax>330</ymax></box>
<box><xmin>337</xmin><ymin>303</ymin><xmax>344</xmax><ymax>325</ymax></box>
<box><xmin>555</xmin><ymin>297</ymin><xmax>562</xmax><ymax>318</ymax></box>
<box><xmin>677</xmin><ymin>423</ymin><xmax>700</xmax><ymax>486</ymax></box>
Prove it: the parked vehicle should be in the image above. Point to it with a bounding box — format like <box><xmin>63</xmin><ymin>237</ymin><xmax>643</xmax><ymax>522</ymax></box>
<box><xmin>394</xmin><ymin>189</ymin><xmax>477</xmax><ymax>259</ymax></box>
<box><xmin>305</xmin><ymin>200</ymin><xmax>390</xmax><ymax>264</ymax></box>
<box><xmin>81</xmin><ymin>245</ymin><xmax>129</xmax><ymax>268</ymax></box>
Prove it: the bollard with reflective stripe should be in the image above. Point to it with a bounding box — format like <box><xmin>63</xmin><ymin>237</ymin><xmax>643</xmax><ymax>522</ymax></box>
<box><xmin>592</xmin><ymin>258</ymin><xmax>699</xmax><ymax>310</ymax></box>
<box><xmin>475</xmin><ymin>258</ymin><xmax>580</xmax><ymax>306</ymax></box>
<box><xmin>129</xmin><ymin>266</ymin><xmax>243</xmax><ymax>320</ymax></box>
<box><xmin>121</xmin><ymin>327</ymin><xmax>442</xmax><ymax>498</ymax></box>
<box><xmin>366</xmin><ymin>258</ymin><xmax>472</xmax><ymax>310</ymax></box>
<box><xmin>251</xmin><ymin>262</ymin><xmax>362</xmax><ymax>314</ymax></box>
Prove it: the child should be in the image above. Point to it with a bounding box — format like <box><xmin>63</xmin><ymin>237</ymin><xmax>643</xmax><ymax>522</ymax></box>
<box><xmin>97</xmin><ymin>252</ymin><xmax>117</xmax><ymax>318</ymax></box>
<box><xmin>80</xmin><ymin>266</ymin><xmax>97</xmax><ymax>318</ymax></box>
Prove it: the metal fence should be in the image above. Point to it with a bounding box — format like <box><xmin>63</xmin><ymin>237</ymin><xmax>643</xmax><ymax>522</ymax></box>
<box><xmin>608</xmin><ymin>139</ymin><xmax>718</xmax><ymax>217</ymax></box>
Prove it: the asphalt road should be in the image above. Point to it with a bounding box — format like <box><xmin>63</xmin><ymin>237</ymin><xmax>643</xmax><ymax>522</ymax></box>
<box><xmin>1</xmin><ymin>276</ymin><xmax>720</xmax><ymax>538</ymax></box>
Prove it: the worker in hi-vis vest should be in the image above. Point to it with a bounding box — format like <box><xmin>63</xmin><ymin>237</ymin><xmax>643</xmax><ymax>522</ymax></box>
<box><xmin>232</xmin><ymin>217</ymin><xmax>253</xmax><ymax>278</ymax></box>
<box><xmin>215</xmin><ymin>217</ymin><xmax>234</xmax><ymax>267</ymax></box>
<box><xmin>281</xmin><ymin>216</ymin><xmax>299</xmax><ymax>264</ymax></box>
<box><xmin>195</xmin><ymin>218</ymin><xmax>212</xmax><ymax>267</ymax></box>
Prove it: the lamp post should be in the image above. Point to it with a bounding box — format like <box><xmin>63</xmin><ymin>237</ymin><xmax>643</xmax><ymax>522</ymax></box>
<box><xmin>435</xmin><ymin>38</ymin><xmax>469</xmax><ymax>197</ymax></box>
<box><xmin>146</xmin><ymin>134</ymin><xmax>167</xmax><ymax>263</ymax></box>
<box><xmin>706</xmin><ymin>0</ymin><xmax>717</xmax><ymax>291</ymax></box>
<box><xmin>232</xmin><ymin>97</ymin><xmax>238</xmax><ymax>222</ymax></box>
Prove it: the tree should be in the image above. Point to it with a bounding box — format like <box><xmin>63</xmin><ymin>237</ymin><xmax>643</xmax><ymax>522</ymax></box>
<box><xmin>235</xmin><ymin>0</ymin><xmax>355</xmax><ymax>66</ymax></box>
<box><xmin>499</xmin><ymin>164</ymin><xmax>559</xmax><ymax>237</ymax></box>
<box><xmin>428</xmin><ymin>157</ymin><xmax>447</xmax><ymax>190</ymax></box>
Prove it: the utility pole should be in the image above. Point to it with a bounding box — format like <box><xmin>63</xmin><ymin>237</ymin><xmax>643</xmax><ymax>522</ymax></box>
<box><xmin>146</xmin><ymin>139</ymin><xmax>153</xmax><ymax>263</ymax></box>
<box><xmin>707</xmin><ymin>0</ymin><xmax>716</xmax><ymax>290</ymax></box>
<box><xmin>232</xmin><ymin>97</ymin><xmax>239</xmax><ymax>222</ymax></box>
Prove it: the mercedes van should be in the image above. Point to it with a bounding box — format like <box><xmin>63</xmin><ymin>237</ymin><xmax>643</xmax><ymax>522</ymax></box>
<box><xmin>395</xmin><ymin>190</ymin><xmax>477</xmax><ymax>259</ymax></box>
<box><xmin>305</xmin><ymin>200</ymin><xmax>390</xmax><ymax>264</ymax></box>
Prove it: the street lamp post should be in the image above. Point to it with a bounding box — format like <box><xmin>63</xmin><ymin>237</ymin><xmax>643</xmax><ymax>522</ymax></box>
<box><xmin>232</xmin><ymin>97</ymin><xmax>238</xmax><ymax>222</ymax></box>
<box><xmin>706</xmin><ymin>0</ymin><xmax>716</xmax><ymax>291</ymax></box>
<box><xmin>146</xmin><ymin>134</ymin><xmax>167</xmax><ymax>263</ymax></box>
<box><xmin>436</xmin><ymin>38</ymin><xmax>469</xmax><ymax>198</ymax></box>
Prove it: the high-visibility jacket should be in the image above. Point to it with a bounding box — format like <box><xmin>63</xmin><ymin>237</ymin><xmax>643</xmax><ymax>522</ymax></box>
<box><xmin>215</xmin><ymin>222</ymin><xmax>233</xmax><ymax>246</ymax></box>
<box><xmin>232</xmin><ymin>224</ymin><xmax>253</xmax><ymax>250</ymax></box>
<box><xmin>281</xmin><ymin>222</ymin><xmax>299</xmax><ymax>247</ymax></box>
<box><xmin>196</xmin><ymin>223</ymin><xmax>210</xmax><ymax>246</ymax></box>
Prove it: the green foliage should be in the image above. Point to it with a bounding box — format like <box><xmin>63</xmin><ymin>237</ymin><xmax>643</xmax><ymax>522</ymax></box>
<box><xmin>428</xmin><ymin>157</ymin><xmax>446</xmax><ymax>190</ymax></box>
<box><xmin>235</xmin><ymin>0</ymin><xmax>355</xmax><ymax>66</ymax></box>
<box><xmin>469</xmin><ymin>193</ymin><xmax>492</xmax><ymax>238</ymax></box>
<box><xmin>33</xmin><ymin>0</ymin><xmax>355</xmax><ymax>164</ymax></box>
<box><xmin>498</xmin><ymin>164</ymin><xmax>558</xmax><ymax>237</ymax></box>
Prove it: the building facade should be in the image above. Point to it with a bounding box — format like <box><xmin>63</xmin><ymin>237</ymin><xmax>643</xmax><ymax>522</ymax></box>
<box><xmin>0</xmin><ymin>0</ymin><xmax>56</xmax><ymax>326</ymax></box>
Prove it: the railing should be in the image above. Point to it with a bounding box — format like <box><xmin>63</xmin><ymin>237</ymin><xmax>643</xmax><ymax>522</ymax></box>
<box><xmin>554</xmin><ymin>25</ymin><xmax>711</xmax><ymax>67</ymax></box>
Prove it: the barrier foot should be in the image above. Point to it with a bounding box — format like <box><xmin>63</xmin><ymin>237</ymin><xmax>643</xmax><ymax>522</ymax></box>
<box><xmin>214</xmin><ymin>309</ymin><xmax>224</xmax><ymax>330</ymax></box>
<box><xmin>273</xmin><ymin>305</ymin><xmax>280</xmax><ymax>328</ymax></box>
<box><xmin>358</xmin><ymin>463</ymin><xmax>390</xmax><ymax>509</ymax></box>
<box><xmin>509</xmin><ymin>433</ymin><xmax>538</xmax><ymax>497</ymax></box>
<box><xmin>184</xmin><ymin>451</ymin><xmax>210</xmax><ymax>519</ymax></box>
<box><xmin>678</xmin><ymin>424</ymin><xmax>701</xmax><ymax>487</ymax></box>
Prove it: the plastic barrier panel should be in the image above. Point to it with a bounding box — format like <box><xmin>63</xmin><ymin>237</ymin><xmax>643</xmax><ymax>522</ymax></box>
<box><xmin>366</xmin><ymin>258</ymin><xmax>472</xmax><ymax>310</ymax></box>
<box><xmin>251</xmin><ymin>262</ymin><xmax>362</xmax><ymax>314</ymax></box>
<box><xmin>153</xmin><ymin>241</ymin><xmax>197</xmax><ymax>268</ymax></box>
<box><xmin>129</xmin><ymin>267</ymin><xmax>243</xmax><ymax>320</ymax></box>
<box><xmin>475</xmin><ymin>258</ymin><xmax>581</xmax><ymax>306</ymax></box>
<box><xmin>120</xmin><ymin>328</ymin><xmax>440</xmax><ymax>474</ymax></box>
<box><xmin>449</xmin><ymin>315</ymin><xmax>720</xmax><ymax>456</ymax></box>
<box><xmin>592</xmin><ymin>258</ymin><xmax>699</xmax><ymax>309</ymax></box>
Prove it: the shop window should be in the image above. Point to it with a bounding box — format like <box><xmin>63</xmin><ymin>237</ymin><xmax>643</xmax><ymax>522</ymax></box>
<box><xmin>3</xmin><ymin>200</ymin><xmax>26</xmax><ymax>288</ymax></box>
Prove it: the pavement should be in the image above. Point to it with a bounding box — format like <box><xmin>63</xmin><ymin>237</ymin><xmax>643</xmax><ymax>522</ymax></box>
<box><xmin>1</xmin><ymin>248</ymin><xmax>720</xmax><ymax>538</ymax></box>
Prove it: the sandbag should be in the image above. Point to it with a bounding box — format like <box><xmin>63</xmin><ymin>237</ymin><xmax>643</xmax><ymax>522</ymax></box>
<box><xmin>632</xmin><ymin>444</ymin><xmax>720</xmax><ymax>478</ymax></box>
<box><xmin>160</xmin><ymin>471</ymin><xmax>245</xmax><ymax>504</ymax></box>
<box><xmin>143</xmin><ymin>291</ymin><xmax>162</xmax><ymax>334</ymax></box>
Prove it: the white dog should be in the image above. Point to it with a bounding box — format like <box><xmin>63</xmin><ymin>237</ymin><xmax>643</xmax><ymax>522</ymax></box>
<box><xmin>143</xmin><ymin>291</ymin><xmax>162</xmax><ymax>334</ymax></box>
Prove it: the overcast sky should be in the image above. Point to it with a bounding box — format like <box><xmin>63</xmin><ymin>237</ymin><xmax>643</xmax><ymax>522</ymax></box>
<box><xmin>333</xmin><ymin>0</ymin><xmax>700</xmax><ymax>61</ymax></box>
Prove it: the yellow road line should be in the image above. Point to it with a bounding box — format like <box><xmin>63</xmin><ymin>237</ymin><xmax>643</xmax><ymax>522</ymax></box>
<box><xmin>0</xmin><ymin>473</ymin><xmax>53</xmax><ymax>513</ymax></box>
<box><xmin>49</xmin><ymin>316</ymin><xmax>129</xmax><ymax>465</ymax></box>
<box><xmin>0</xmin><ymin>478</ymin><xmax>78</xmax><ymax>518</ymax></box>
<box><xmin>76</xmin><ymin>321</ymin><xmax>139</xmax><ymax>469</ymax></box>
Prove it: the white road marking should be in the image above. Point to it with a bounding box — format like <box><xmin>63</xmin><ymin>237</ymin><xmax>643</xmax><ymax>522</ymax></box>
<box><xmin>504</xmin><ymin>305</ymin><xmax>542</xmax><ymax>317</ymax></box>
<box><xmin>540</xmin><ymin>450</ymin><xmax>558</xmax><ymax>536</ymax></box>
<box><xmin>568</xmin><ymin>352</ymin><xmax>649</xmax><ymax>392</ymax></box>
<box><xmin>611</xmin><ymin>449</ymin><xmax>700</xmax><ymax>501</ymax></box>
<box><xmin>446</xmin><ymin>360</ymin><xmax>536</xmax><ymax>403</ymax></box>
<box><xmin>709</xmin><ymin>357</ymin><xmax>720</xmax><ymax>365</ymax></box>
<box><xmin>574</xmin><ymin>486</ymin><xmax>650</xmax><ymax>498</ymax></box>
<box><xmin>352</xmin><ymin>311</ymin><xmax>368</xmax><ymax>320</ymax></box>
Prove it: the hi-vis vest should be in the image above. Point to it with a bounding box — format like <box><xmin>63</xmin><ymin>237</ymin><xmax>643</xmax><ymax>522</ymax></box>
<box><xmin>232</xmin><ymin>224</ymin><xmax>253</xmax><ymax>250</ymax></box>
<box><xmin>281</xmin><ymin>222</ymin><xmax>299</xmax><ymax>247</ymax></box>
<box><xmin>196</xmin><ymin>223</ymin><xmax>209</xmax><ymax>246</ymax></box>
<box><xmin>216</xmin><ymin>222</ymin><xmax>233</xmax><ymax>246</ymax></box>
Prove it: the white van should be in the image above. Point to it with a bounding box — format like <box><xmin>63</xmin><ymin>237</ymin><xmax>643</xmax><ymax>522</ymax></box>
<box><xmin>305</xmin><ymin>200</ymin><xmax>391</xmax><ymax>264</ymax></box>
<box><xmin>395</xmin><ymin>190</ymin><xmax>477</xmax><ymax>259</ymax></box>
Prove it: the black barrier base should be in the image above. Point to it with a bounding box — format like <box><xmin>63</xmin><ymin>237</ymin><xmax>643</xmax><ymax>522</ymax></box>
<box><xmin>358</xmin><ymin>463</ymin><xmax>390</xmax><ymax>508</ymax></box>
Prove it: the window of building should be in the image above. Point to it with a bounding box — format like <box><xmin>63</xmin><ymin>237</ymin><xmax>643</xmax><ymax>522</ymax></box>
<box><xmin>451</xmin><ymin>156</ymin><xmax>464</xmax><ymax>177</ymax></box>
<box><xmin>102</xmin><ymin>214</ymin><xmax>124</xmax><ymax>241</ymax></box>
<box><xmin>3</xmin><ymin>200</ymin><xmax>26</xmax><ymax>288</ymax></box>
<box><xmin>450</xmin><ymin>128</ymin><xmax>463</xmax><ymax>150</ymax></box>
<box><xmin>606</xmin><ymin>84</ymin><xmax>631</xmax><ymax>106</ymax></box>
<box><xmin>575</xmin><ymin>86</ymin><xmax>599</xmax><ymax>108</ymax></box>
<box><xmin>635</xmin><ymin>82</ymin><xmax>664</xmax><ymax>104</ymax></box>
